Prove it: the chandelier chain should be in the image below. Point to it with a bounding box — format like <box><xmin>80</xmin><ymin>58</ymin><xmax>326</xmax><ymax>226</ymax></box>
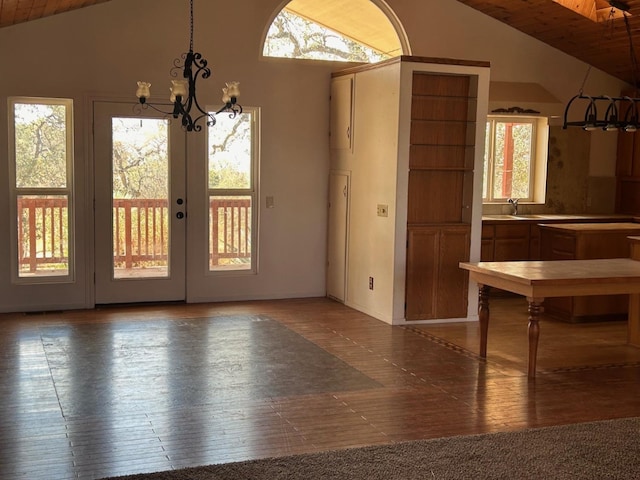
<box><xmin>189</xmin><ymin>0</ymin><xmax>194</xmax><ymax>53</ymax></box>
<box><xmin>579</xmin><ymin>8</ymin><xmax>617</xmax><ymax>94</ymax></box>
<box><xmin>624</xmin><ymin>13</ymin><xmax>639</xmax><ymax>94</ymax></box>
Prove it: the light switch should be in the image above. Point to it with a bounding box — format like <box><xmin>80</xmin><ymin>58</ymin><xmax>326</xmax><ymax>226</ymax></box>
<box><xmin>266</xmin><ymin>196</ymin><xmax>275</xmax><ymax>208</ymax></box>
<box><xmin>377</xmin><ymin>204</ymin><xmax>388</xmax><ymax>217</ymax></box>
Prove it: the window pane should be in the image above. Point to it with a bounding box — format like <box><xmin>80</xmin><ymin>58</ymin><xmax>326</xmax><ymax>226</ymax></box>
<box><xmin>209</xmin><ymin>195</ymin><xmax>252</xmax><ymax>271</ymax></box>
<box><xmin>111</xmin><ymin>118</ymin><xmax>170</xmax><ymax>279</ymax></box>
<box><xmin>14</xmin><ymin>103</ymin><xmax>67</xmax><ymax>188</ymax></box>
<box><xmin>208</xmin><ymin>112</ymin><xmax>252</xmax><ymax>189</ymax></box>
<box><xmin>17</xmin><ymin>195</ymin><xmax>69</xmax><ymax>277</ymax></box>
<box><xmin>264</xmin><ymin>9</ymin><xmax>391</xmax><ymax>63</ymax></box>
<box><xmin>510</xmin><ymin>123</ymin><xmax>533</xmax><ymax>199</ymax></box>
<box><xmin>483</xmin><ymin>122</ymin><xmax>490</xmax><ymax>199</ymax></box>
<box><xmin>492</xmin><ymin>122</ymin><xmax>506</xmax><ymax>198</ymax></box>
<box><xmin>491</xmin><ymin>122</ymin><xmax>532</xmax><ymax>199</ymax></box>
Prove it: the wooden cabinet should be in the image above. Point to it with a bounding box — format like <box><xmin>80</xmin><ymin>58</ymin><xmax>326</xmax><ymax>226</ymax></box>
<box><xmin>481</xmin><ymin>223</ymin><xmax>539</xmax><ymax>262</ymax></box>
<box><xmin>405</xmin><ymin>72</ymin><xmax>477</xmax><ymax>320</ymax></box>
<box><xmin>480</xmin><ymin>216</ymin><xmax>636</xmax><ymax>262</ymax></box>
<box><xmin>493</xmin><ymin>224</ymin><xmax>530</xmax><ymax>261</ymax></box>
<box><xmin>406</xmin><ymin>226</ymin><xmax>470</xmax><ymax>320</ymax></box>
<box><xmin>539</xmin><ymin>222</ymin><xmax>640</xmax><ymax>322</ymax></box>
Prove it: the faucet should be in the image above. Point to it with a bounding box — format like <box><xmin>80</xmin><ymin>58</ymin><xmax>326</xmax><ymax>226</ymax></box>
<box><xmin>508</xmin><ymin>198</ymin><xmax>519</xmax><ymax>215</ymax></box>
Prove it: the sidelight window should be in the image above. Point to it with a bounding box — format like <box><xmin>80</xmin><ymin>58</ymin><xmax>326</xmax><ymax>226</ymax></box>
<box><xmin>208</xmin><ymin>107</ymin><xmax>259</xmax><ymax>272</ymax></box>
<box><xmin>9</xmin><ymin>98</ymin><xmax>74</xmax><ymax>281</ymax></box>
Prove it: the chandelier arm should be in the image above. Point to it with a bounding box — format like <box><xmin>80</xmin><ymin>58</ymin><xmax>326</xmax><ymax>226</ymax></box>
<box><xmin>562</xmin><ymin>94</ymin><xmax>582</xmax><ymax>129</ymax></box>
<box><xmin>623</xmin><ymin>96</ymin><xmax>639</xmax><ymax>123</ymax></box>
<box><xmin>135</xmin><ymin>102</ymin><xmax>173</xmax><ymax>117</ymax></box>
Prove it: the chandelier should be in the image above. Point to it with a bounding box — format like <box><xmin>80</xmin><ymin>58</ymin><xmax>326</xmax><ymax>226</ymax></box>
<box><xmin>134</xmin><ymin>0</ymin><xmax>242</xmax><ymax>132</ymax></box>
<box><xmin>563</xmin><ymin>1</ymin><xmax>640</xmax><ymax>132</ymax></box>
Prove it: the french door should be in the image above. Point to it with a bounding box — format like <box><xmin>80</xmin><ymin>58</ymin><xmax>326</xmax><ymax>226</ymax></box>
<box><xmin>93</xmin><ymin>101</ymin><xmax>186</xmax><ymax>303</ymax></box>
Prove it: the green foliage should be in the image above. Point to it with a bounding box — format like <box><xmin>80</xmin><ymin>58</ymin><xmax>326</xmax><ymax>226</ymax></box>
<box><xmin>111</xmin><ymin>118</ymin><xmax>169</xmax><ymax>199</ymax></box>
<box><xmin>264</xmin><ymin>10</ymin><xmax>388</xmax><ymax>63</ymax></box>
<box><xmin>14</xmin><ymin>103</ymin><xmax>67</xmax><ymax>188</ymax></box>
<box><xmin>484</xmin><ymin>119</ymin><xmax>533</xmax><ymax>201</ymax></box>
<box><xmin>208</xmin><ymin>113</ymin><xmax>252</xmax><ymax>190</ymax></box>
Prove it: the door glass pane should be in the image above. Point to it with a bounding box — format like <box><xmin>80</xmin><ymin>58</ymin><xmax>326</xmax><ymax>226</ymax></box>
<box><xmin>111</xmin><ymin>118</ymin><xmax>170</xmax><ymax>279</ymax></box>
<box><xmin>17</xmin><ymin>195</ymin><xmax>69</xmax><ymax>277</ymax></box>
<box><xmin>14</xmin><ymin>103</ymin><xmax>67</xmax><ymax>188</ymax></box>
<box><xmin>209</xmin><ymin>195</ymin><xmax>252</xmax><ymax>271</ymax></box>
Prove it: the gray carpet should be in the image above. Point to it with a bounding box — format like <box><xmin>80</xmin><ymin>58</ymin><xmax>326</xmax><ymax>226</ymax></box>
<box><xmin>102</xmin><ymin>416</ymin><xmax>640</xmax><ymax>479</ymax></box>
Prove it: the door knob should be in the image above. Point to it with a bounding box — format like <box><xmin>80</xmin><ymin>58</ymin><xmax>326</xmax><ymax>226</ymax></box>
<box><xmin>176</xmin><ymin>212</ymin><xmax>184</xmax><ymax>219</ymax></box>
<box><xmin>177</xmin><ymin>198</ymin><xmax>184</xmax><ymax>205</ymax></box>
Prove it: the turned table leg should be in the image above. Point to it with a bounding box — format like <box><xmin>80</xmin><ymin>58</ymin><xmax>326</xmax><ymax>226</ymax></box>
<box><xmin>526</xmin><ymin>297</ymin><xmax>544</xmax><ymax>379</ymax></box>
<box><xmin>478</xmin><ymin>284</ymin><xmax>490</xmax><ymax>358</ymax></box>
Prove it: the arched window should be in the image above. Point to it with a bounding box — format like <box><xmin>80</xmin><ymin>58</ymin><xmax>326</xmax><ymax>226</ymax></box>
<box><xmin>263</xmin><ymin>0</ymin><xmax>408</xmax><ymax>63</ymax></box>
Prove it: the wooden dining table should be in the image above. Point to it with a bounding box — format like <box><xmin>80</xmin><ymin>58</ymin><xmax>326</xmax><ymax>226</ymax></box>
<box><xmin>459</xmin><ymin>257</ymin><xmax>640</xmax><ymax>378</ymax></box>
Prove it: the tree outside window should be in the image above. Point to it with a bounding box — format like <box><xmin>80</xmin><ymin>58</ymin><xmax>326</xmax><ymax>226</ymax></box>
<box><xmin>483</xmin><ymin>116</ymin><xmax>537</xmax><ymax>202</ymax></box>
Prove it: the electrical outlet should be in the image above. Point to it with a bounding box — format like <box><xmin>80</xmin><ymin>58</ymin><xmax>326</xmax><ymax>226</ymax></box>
<box><xmin>369</xmin><ymin>276</ymin><xmax>374</xmax><ymax>290</ymax></box>
<box><xmin>266</xmin><ymin>196</ymin><xmax>275</xmax><ymax>208</ymax></box>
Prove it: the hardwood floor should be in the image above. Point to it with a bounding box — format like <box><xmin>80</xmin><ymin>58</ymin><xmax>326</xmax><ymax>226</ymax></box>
<box><xmin>1</xmin><ymin>296</ymin><xmax>640</xmax><ymax>479</ymax></box>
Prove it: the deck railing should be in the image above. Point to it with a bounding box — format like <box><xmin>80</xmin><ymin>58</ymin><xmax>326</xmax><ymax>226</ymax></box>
<box><xmin>209</xmin><ymin>197</ymin><xmax>252</xmax><ymax>268</ymax></box>
<box><xmin>17</xmin><ymin>197</ymin><xmax>69</xmax><ymax>273</ymax></box>
<box><xmin>17</xmin><ymin>197</ymin><xmax>251</xmax><ymax>273</ymax></box>
<box><xmin>112</xmin><ymin>198</ymin><xmax>169</xmax><ymax>269</ymax></box>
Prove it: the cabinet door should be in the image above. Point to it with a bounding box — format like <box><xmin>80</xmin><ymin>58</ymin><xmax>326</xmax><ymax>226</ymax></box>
<box><xmin>406</xmin><ymin>228</ymin><xmax>439</xmax><ymax>320</ymax></box>
<box><xmin>493</xmin><ymin>224</ymin><xmax>530</xmax><ymax>261</ymax></box>
<box><xmin>330</xmin><ymin>75</ymin><xmax>354</xmax><ymax>151</ymax></box>
<box><xmin>405</xmin><ymin>226</ymin><xmax>470</xmax><ymax>320</ymax></box>
<box><xmin>436</xmin><ymin>226</ymin><xmax>471</xmax><ymax>318</ymax></box>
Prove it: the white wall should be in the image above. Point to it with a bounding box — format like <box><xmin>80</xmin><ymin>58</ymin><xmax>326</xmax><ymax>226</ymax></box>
<box><xmin>0</xmin><ymin>0</ymin><xmax>627</xmax><ymax>312</ymax></box>
<box><xmin>345</xmin><ymin>62</ymin><xmax>401</xmax><ymax>322</ymax></box>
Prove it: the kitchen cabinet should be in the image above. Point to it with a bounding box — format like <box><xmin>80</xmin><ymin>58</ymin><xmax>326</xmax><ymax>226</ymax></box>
<box><xmin>539</xmin><ymin>222</ymin><xmax>640</xmax><ymax>321</ymax></box>
<box><xmin>480</xmin><ymin>215</ymin><xmax>635</xmax><ymax>262</ymax></box>
<box><xmin>493</xmin><ymin>224</ymin><xmax>530</xmax><ymax>261</ymax></box>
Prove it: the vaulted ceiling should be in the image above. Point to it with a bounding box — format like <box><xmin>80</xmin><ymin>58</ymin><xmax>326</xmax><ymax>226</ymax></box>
<box><xmin>1</xmin><ymin>0</ymin><xmax>639</xmax><ymax>85</ymax></box>
<box><xmin>0</xmin><ymin>0</ymin><xmax>111</xmax><ymax>28</ymax></box>
<box><xmin>455</xmin><ymin>0</ymin><xmax>640</xmax><ymax>86</ymax></box>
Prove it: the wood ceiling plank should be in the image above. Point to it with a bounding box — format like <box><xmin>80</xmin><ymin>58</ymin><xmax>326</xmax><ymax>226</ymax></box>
<box><xmin>0</xmin><ymin>0</ymin><xmax>20</xmax><ymax>27</ymax></box>
<box><xmin>1</xmin><ymin>0</ymin><xmax>111</xmax><ymax>27</ymax></box>
<box><xmin>456</xmin><ymin>0</ymin><xmax>640</xmax><ymax>84</ymax></box>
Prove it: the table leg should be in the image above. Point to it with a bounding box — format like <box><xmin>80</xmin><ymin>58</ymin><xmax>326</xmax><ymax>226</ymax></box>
<box><xmin>478</xmin><ymin>284</ymin><xmax>490</xmax><ymax>358</ymax></box>
<box><xmin>526</xmin><ymin>297</ymin><xmax>544</xmax><ymax>379</ymax></box>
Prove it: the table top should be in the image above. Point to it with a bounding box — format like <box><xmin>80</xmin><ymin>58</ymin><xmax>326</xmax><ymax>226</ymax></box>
<box><xmin>459</xmin><ymin>258</ymin><xmax>640</xmax><ymax>298</ymax></box>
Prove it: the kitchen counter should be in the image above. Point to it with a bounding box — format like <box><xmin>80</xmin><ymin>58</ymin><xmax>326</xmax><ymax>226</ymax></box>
<box><xmin>482</xmin><ymin>214</ymin><xmax>635</xmax><ymax>223</ymax></box>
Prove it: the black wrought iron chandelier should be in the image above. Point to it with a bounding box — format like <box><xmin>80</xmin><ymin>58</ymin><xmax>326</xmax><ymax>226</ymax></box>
<box><xmin>135</xmin><ymin>0</ymin><xmax>242</xmax><ymax>132</ymax></box>
<box><xmin>563</xmin><ymin>1</ymin><xmax>640</xmax><ymax>132</ymax></box>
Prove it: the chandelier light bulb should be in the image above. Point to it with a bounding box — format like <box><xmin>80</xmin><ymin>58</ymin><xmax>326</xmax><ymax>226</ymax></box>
<box><xmin>136</xmin><ymin>81</ymin><xmax>151</xmax><ymax>102</ymax></box>
<box><xmin>170</xmin><ymin>80</ymin><xmax>188</xmax><ymax>102</ymax></box>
